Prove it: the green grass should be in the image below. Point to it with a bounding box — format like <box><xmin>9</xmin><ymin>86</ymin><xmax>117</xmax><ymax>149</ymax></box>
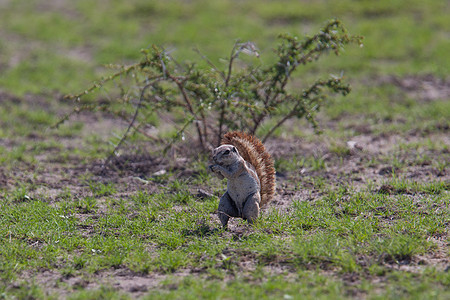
<box><xmin>1</xmin><ymin>175</ymin><xmax>448</xmax><ymax>298</ymax></box>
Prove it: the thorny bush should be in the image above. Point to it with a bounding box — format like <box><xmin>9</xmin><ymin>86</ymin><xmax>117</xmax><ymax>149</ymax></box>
<box><xmin>60</xmin><ymin>19</ymin><xmax>362</xmax><ymax>162</ymax></box>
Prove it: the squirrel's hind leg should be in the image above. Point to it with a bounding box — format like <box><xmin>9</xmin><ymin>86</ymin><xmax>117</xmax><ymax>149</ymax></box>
<box><xmin>243</xmin><ymin>193</ymin><xmax>260</xmax><ymax>224</ymax></box>
<box><xmin>218</xmin><ymin>192</ymin><xmax>239</xmax><ymax>229</ymax></box>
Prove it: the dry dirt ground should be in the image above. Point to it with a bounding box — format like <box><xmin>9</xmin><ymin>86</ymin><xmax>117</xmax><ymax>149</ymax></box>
<box><xmin>1</xmin><ymin>75</ymin><xmax>449</xmax><ymax>297</ymax></box>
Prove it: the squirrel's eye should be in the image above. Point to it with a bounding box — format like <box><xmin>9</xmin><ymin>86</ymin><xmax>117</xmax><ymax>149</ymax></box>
<box><xmin>224</xmin><ymin>150</ymin><xmax>230</xmax><ymax>155</ymax></box>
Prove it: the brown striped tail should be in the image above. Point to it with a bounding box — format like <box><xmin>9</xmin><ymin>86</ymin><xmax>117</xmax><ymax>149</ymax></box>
<box><xmin>222</xmin><ymin>131</ymin><xmax>276</xmax><ymax>206</ymax></box>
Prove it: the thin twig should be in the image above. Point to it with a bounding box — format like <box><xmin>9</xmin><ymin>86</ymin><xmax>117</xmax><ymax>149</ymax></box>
<box><xmin>115</xmin><ymin>112</ymin><xmax>163</xmax><ymax>143</ymax></box>
<box><xmin>225</xmin><ymin>42</ymin><xmax>239</xmax><ymax>87</ymax></box>
<box><xmin>217</xmin><ymin>44</ymin><xmax>241</xmax><ymax>145</ymax></box>
<box><xmin>261</xmin><ymin>80</ymin><xmax>328</xmax><ymax>143</ymax></box>
<box><xmin>262</xmin><ymin>111</ymin><xmax>295</xmax><ymax>143</ymax></box>
<box><xmin>162</xmin><ymin>115</ymin><xmax>195</xmax><ymax>155</ymax></box>
<box><xmin>217</xmin><ymin>102</ymin><xmax>226</xmax><ymax>146</ymax></box>
<box><xmin>193</xmin><ymin>48</ymin><xmax>226</xmax><ymax>80</ymax></box>
<box><xmin>103</xmin><ymin>82</ymin><xmax>153</xmax><ymax>167</ymax></box>
<box><xmin>200</xmin><ymin>110</ymin><xmax>208</xmax><ymax>145</ymax></box>
<box><xmin>170</xmin><ymin>76</ymin><xmax>205</xmax><ymax>149</ymax></box>
<box><xmin>64</xmin><ymin>62</ymin><xmax>144</xmax><ymax>101</ymax></box>
<box><xmin>52</xmin><ymin>103</ymin><xmax>109</xmax><ymax>129</ymax></box>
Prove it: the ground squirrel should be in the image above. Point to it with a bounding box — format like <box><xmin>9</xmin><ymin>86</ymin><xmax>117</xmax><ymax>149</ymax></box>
<box><xmin>209</xmin><ymin>131</ymin><xmax>276</xmax><ymax>228</ymax></box>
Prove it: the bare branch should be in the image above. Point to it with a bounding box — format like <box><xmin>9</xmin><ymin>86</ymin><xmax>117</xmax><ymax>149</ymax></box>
<box><xmin>103</xmin><ymin>81</ymin><xmax>154</xmax><ymax>167</ymax></box>
<box><xmin>193</xmin><ymin>48</ymin><xmax>226</xmax><ymax>80</ymax></box>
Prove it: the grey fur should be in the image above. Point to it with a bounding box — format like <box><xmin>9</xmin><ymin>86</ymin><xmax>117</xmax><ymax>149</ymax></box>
<box><xmin>210</xmin><ymin>144</ymin><xmax>261</xmax><ymax>229</ymax></box>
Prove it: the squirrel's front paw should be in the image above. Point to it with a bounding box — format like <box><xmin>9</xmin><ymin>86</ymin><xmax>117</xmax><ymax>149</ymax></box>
<box><xmin>210</xmin><ymin>164</ymin><xmax>225</xmax><ymax>179</ymax></box>
<box><xmin>209</xmin><ymin>164</ymin><xmax>220</xmax><ymax>173</ymax></box>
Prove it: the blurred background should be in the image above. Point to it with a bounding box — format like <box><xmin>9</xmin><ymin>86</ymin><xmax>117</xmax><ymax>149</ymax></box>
<box><xmin>0</xmin><ymin>0</ymin><xmax>448</xmax><ymax>95</ymax></box>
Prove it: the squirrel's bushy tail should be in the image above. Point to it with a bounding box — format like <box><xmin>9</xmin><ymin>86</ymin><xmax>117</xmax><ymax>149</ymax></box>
<box><xmin>222</xmin><ymin>131</ymin><xmax>276</xmax><ymax>206</ymax></box>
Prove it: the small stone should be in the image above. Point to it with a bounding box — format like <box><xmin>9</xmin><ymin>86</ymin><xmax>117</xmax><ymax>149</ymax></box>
<box><xmin>378</xmin><ymin>166</ymin><xmax>396</xmax><ymax>176</ymax></box>
<box><xmin>153</xmin><ymin>169</ymin><xmax>167</xmax><ymax>176</ymax></box>
<box><xmin>196</xmin><ymin>189</ymin><xmax>214</xmax><ymax>199</ymax></box>
<box><xmin>347</xmin><ymin>140</ymin><xmax>363</xmax><ymax>151</ymax></box>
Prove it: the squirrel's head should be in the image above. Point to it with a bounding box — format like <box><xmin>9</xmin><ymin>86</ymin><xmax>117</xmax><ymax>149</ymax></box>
<box><xmin>212</xmin><ymin>144</ymin><xmax>240</xmax><ymax>166</ymax></box>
